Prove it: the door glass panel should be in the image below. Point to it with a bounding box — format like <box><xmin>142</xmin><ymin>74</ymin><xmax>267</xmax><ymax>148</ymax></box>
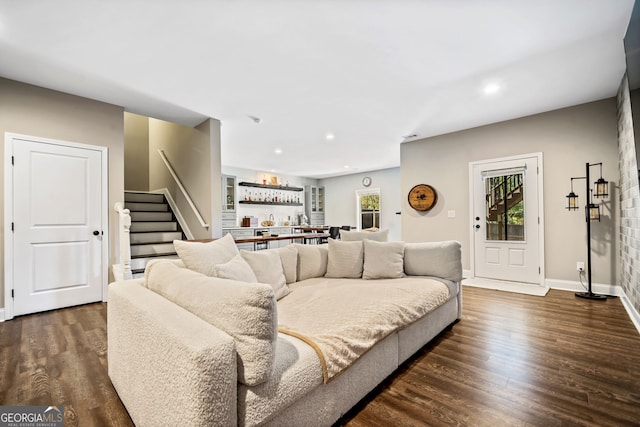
<box><xmin>485</xmin><ymin>173</ymin><xmax>524</xmax><ymax>241</ymax></box>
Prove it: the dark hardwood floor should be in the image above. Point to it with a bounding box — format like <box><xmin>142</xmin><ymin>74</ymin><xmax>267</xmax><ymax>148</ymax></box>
<box><xmin>1</xmin><ymin>287</ymin><xmax>639</xmax><ymax>426</ymax></box>
<box><xmin>339</xmin><ymin>288</ymin><xmax>640</xmax><ymax>427</ymax></box>
<box><xmin>0</xmin><ymin>301</ymin><xmax>133</xmax><ymax>427</ymax></box>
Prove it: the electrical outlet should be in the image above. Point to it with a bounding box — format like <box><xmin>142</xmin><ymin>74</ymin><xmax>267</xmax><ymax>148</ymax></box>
<box><xmin>576</xmin><ymin>261</ymin><xmax>585</xmax><ymax>272</ymax></box>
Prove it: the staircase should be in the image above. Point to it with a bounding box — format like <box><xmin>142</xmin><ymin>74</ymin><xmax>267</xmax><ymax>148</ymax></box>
<box><xmin>486</xmin><ymin>175</ymin><xmax>524</xmax><ymax>222</ymax></box>
<box><xmin>124</xmin><ymin>191</ymin><xmax>184</xmax><ymax>278</ymax></box>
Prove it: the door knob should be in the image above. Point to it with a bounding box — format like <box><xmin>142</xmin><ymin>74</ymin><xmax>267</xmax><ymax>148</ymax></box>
<box><xmin>475</xmin><ymin>216</ymin><xmax>480</xmax><ymax>221</ymax></box>
<box><xmin>93</xmin><ymin>230</ymin><xmax>100</xmax><ymax>236</ymax></box>
<box><xmin>475</xmin><ymin>225</ymin><xmax>480</xmax><ymax>229</ymax></box>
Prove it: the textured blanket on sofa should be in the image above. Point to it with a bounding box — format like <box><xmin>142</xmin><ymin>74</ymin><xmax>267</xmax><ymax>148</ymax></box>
<box><xmin>277</xmin><ymin>277</ymin><xmax>451</xmax><ymax>383</ymax></box>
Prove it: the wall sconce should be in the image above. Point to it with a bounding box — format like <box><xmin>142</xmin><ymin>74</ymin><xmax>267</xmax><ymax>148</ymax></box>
<box><xmin>566</xmin><ymin>162</ymin><xmax>608</xmax><ymax>300</ymax></box>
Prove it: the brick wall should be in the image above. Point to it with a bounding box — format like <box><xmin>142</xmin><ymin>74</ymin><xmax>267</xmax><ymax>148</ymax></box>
<box><xmin>617</xmin><ymin>75</ymin><xmax>640</xmax><ymax>315</ymax></box>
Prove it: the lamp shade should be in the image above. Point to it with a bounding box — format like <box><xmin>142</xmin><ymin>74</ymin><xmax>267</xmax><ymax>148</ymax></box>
<box><xmin>566</xmin><ymin>192</ymin><xmax>579</xmax><ymax>210</ymax></box>
<box><xmin>588</xmin><ymin>203</ymin><xmax>600</xmax><ymax>221</ymax></box>
<box><xmin>594</xmin><ymin>178</ymin><xmax>608</xmax><ymax>198</ymax></box>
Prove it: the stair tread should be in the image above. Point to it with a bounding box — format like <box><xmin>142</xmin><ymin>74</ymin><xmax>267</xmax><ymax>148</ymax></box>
<box><xmin>131</xmin><ymin>241</ymin><xmax>178</xmax><ymax>246</ymax></box>
<box><xmin>131</xmin><ymin>252</ymin><xmax>178</xmax><ymax>259</ymax></box>
<box><xmin>130</xmin><ymin>230</ymin><xmax>182</xmax><ymax>233</ymax></box>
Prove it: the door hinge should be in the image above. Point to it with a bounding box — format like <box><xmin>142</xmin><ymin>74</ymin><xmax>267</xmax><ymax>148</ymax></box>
<box><xmin>539</xmin><ymin>267</ymin><xmax>541</xmax><ymax>274</ymax></box>
<box><xmin>11</xmin><ymin>222</ymin><xmax>14</xmax><ymax>232</ymax></box>
<box><xmin>11</xmin><ymin>289</ymin><xmax>14</xmax><ymax>298</ymax></box>
<box><xmin>11</xmin><ymin>156</ymin><xmax>14</xmax><ymax>165</ymax></box>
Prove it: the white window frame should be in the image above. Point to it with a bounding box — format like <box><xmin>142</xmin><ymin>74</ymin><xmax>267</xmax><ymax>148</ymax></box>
<box><xmin>355</xmin><ymin>188</ymin><xmax>380</xmax><ymax>231</ymax></box>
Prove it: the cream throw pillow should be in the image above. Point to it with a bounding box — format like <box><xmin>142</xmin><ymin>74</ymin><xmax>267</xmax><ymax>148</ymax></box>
<box><xmin>325</xmin><ymin>238</ymin><xmax>364</xmax><ymax>278</ymax></box>
<box><xmin>274</xmin><ymin>245</ymin><xmax>298</xmax><ymax>284</ymax></box>
<box><xmin>145</xmin><ymin>260</ymin><xmax>277</xmax><ymax>386</ymax></box>
<box><xmin>293</xmin><ymin>244</ymin><xmax>329</xmax><ymax>281</ymax></box>
<box><xmin>241</xmin><ymin>250</ymin><xmax>291</xmax><ymax>300</ymax></box>
<box><xmin>404</xmin><ymin>241</ymin><xmax>463</xmax><ymax>282</ymax></box>
<box><xmin>214</xmin><ymin>253</ymin><xmax>258</xmax><ymax>283</ymax></box>
<box><xmin>173</xmin><ymin>233</ymin><xmax>239</xmax><ymax>276</ymax></box>
<box><xmin>340</xmin><ymin>229</ymin><xmax>389</xmax><ymax>242</ymax></box>
<box><xmin>362</xmin><ymin>239</ymin><xmax>405</xmax><ymax>279</ymax></box>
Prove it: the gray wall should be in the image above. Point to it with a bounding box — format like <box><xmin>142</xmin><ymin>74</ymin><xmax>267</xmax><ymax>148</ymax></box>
<box><xmin>124</xmin><ymin>113</ymin><xmax>150</xmax><ymax>191</ymax></box>
<box><xmin>0</xmin><ymin>77</ymin><xmax>125</xmax><ymax>309</ymax></box>
<box><xmin>320</xmin><ymin>168</ymin><xmax>401</xmax><ymax>241</ymax></box>
<box><xmin>149</xmin><ymin>118</ymin><xmax>222</xmax><ymax>239</ymax></box>
<box><xmin>401</xmin><ymin>99</ymin><xmax>619</xmax><ymax>286</ymax></box>
<box><xmin>617</xmin><ymin>76</ymin><xmax>640</xmax><ymax>315</ymax></box>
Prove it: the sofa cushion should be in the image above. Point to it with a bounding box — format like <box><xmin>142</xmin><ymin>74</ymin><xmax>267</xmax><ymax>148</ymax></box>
<box><xmin>362</xmin><ymin>240</ymin><xmax>405</xmax><ymax>279</ymax></box>
<box><xmin>274</xmin><ymin>245</ymin><xmax>298</xmax><ymax>284</ymax></box>
<box><xmin>214</xmin><ymin>253</ymin><xmax>258</xmax><ymax>283</ymax></box>
<box><xmin>340</xmin><ymin>229</ymin><xmax>389</xmax><ymax>242</ymax></box>
<box><xmin>294</xmin><ymin>244</ymin><xmax>329</xmax><ymax>281</ymax></box>
<box><xmin>241</xmin><ymin>250</ymin><xmax>291</xmax><ymax>300</ymax></box>
<box><xmin>404</xmin><ymin>240</ymin><xmax>463</xmax><ymax>282</ymax></box>
<box><xmin>173</xmin><ymin>233</ymin><xmax>239</xmax><ymax>277</ymax></box>
<box><xmin>238</xmin><ymin>334</ymin><xmax>323</xmax><ymax>427</ymax></box>
<box><xmin>325</xmin><ymin>239</ymin><xmax>364</xmax><ymax>278</ymax></box>
<box><xmin>144</xmin><ymin>260</ymin><xmax>277</xmax><ymax>386</ymax></box>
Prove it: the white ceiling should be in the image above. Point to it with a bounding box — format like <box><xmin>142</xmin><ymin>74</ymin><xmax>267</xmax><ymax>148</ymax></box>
<box><xmin>0</xmin><ymin>1</ymin><xmax>635</xmax><ymax>178</ymax></box>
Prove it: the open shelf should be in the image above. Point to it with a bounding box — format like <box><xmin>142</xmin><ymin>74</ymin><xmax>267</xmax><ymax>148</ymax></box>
<box><xmin>239</xmin><ymin>201</ymin><xmax>303</xmax><ymax>206</ymax></box>
<box><xmin>238</xmin><ymin>181</ymin><xmax>304</xmax><ymax>192</ymax></box>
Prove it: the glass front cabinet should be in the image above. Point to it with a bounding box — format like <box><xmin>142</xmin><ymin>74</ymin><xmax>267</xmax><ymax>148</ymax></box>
<box><xmin>222</xmin><ymin>175</ymin><xmax>236</xmax><ymax>212</ymax></box>
<box><xmin>305</xmin><ymin>185</ymin><xmax>325</xmax><ymax>225</ymax></box>
<box><xmin>222</xmin><ymin>175</ymin><xmax>237</xmax><ymax>227</ymax></box>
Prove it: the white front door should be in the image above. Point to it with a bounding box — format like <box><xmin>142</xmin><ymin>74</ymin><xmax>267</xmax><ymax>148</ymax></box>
<box><xmin>7</xmin><ymin>134</ymin><xmax>106</xmax><ymax>317</ymax></box>
<box><xmin>471</xmin><ymin>154</ymin><xmax>542</xmax><ymax>284</ymax></box>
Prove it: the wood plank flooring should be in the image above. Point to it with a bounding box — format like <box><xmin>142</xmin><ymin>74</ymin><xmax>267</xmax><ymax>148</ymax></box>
<box><xmin>1</xmin><ymin>287</ymin><xmax>638</xmax><ymax>426</ymax></box>
<box><xmin>339</xmin><ymin>288</ymin><xmax>640</xmax><ymax>427</ymax></box>
<box><xmin>0</xmin><ymin>302</ymin><xmax>133</xmax><ymax>427</ymax></box>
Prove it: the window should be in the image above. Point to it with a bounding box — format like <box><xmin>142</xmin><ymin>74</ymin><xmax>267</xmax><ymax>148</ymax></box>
<box><xmin>356</xmin><ymin>189</ymin><xmax>380</xmax><ymax>230</ymax></box>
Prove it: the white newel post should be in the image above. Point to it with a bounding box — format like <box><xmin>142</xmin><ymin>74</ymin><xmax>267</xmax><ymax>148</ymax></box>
<box><xmin>113</xmin><ymin>202</ymin><xmax>133</xmax><ymax>281</ymax></box>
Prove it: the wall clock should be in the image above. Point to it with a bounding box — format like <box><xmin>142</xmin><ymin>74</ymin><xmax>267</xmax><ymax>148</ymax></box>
<box><xmin>408</xmin><ymin>184</ymin><xmax>438</xmax><ymax>211</ymax></box>
<box><xmin>362</xmin><ymin>176</ymin><xmax>372</xmax><ymax>187</ymax></box>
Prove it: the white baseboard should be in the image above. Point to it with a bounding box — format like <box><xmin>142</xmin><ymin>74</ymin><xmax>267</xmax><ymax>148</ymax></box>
<box><xmin>462</xmin><ymin>277</ymin><xmax>549</xmax><ymax>296</ymax></box>
<box><xmin>0</xmin><ymin>308</ymin><xmax>5</xmax><ymax>322</ymax></box>
<box><xmin>620</xmin><ymin>289</ymin><xmax>640</xmax><ymax>335</ymax></box>
<box><xmin>545</xmin><ymin>278</ymin><xmax>619</xmax><ymax>297</ymax></box>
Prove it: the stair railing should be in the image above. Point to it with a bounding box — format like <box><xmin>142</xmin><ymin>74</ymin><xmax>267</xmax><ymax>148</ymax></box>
<box><xmin>157</xmin><ymin>149</ymin><xmax>209</xmax><ymax>229</ymax></box>
<box><xmin>113</xmin><ymin>202</ymin><xmax>133</xmax><ymax>281</ymax></box>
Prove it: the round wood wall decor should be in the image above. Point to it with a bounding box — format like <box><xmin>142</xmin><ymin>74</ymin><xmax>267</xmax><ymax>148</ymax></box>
<box><xmin>408</xmin><ymin>184</ymin><xmax>438</xmax><ymax>211</ymax></box>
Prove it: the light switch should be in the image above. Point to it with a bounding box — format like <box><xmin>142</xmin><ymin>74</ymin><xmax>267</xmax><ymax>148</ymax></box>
<box><xmin>447</xmin><ymin>210</ymin><xmax>456</xmax><ymax>218</ymax></box>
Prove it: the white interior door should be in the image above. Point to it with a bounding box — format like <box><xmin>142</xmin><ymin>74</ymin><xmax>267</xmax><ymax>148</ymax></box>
<box><xmin>8</xmin><ymin>135</ymin><xmax>105</xmax><ymax>317</ymax></box>
<box><xmin>472</xmin><ymin>155</ymin><xmax>541</xmax><ymax>284</ymax></box>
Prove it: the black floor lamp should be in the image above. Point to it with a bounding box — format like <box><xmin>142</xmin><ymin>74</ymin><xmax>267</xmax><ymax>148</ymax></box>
<box><xmin>565</xmin><ymin>162</ymin><xmax>608</xmax><ymax>300</ymax></box>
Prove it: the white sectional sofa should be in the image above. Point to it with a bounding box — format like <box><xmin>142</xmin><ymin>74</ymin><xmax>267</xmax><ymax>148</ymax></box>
<box><xmin>107</xmin><ymin>233</ymin><xmax>463</xmax><ymax>426</ymax></box>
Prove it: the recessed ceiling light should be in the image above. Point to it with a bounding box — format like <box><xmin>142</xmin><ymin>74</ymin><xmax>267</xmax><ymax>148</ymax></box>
<box><xmin>274</xmin><ymin>148</ymin><xmax>283</xmax><ymax>155</ymax></box>
<box><xmin>325</xmin><ymin>133</ymin><xmax>335</xmax><ymax>141</ymax></box>
<box><xmin>343</xmin><ymin>165</ymin><xmax>350</xmax><ymax>169</ymax></box>
<box><xmin>483</xmin><ymin>82</ymin><xmax>501</xmax><ymax>95</ymax></box>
